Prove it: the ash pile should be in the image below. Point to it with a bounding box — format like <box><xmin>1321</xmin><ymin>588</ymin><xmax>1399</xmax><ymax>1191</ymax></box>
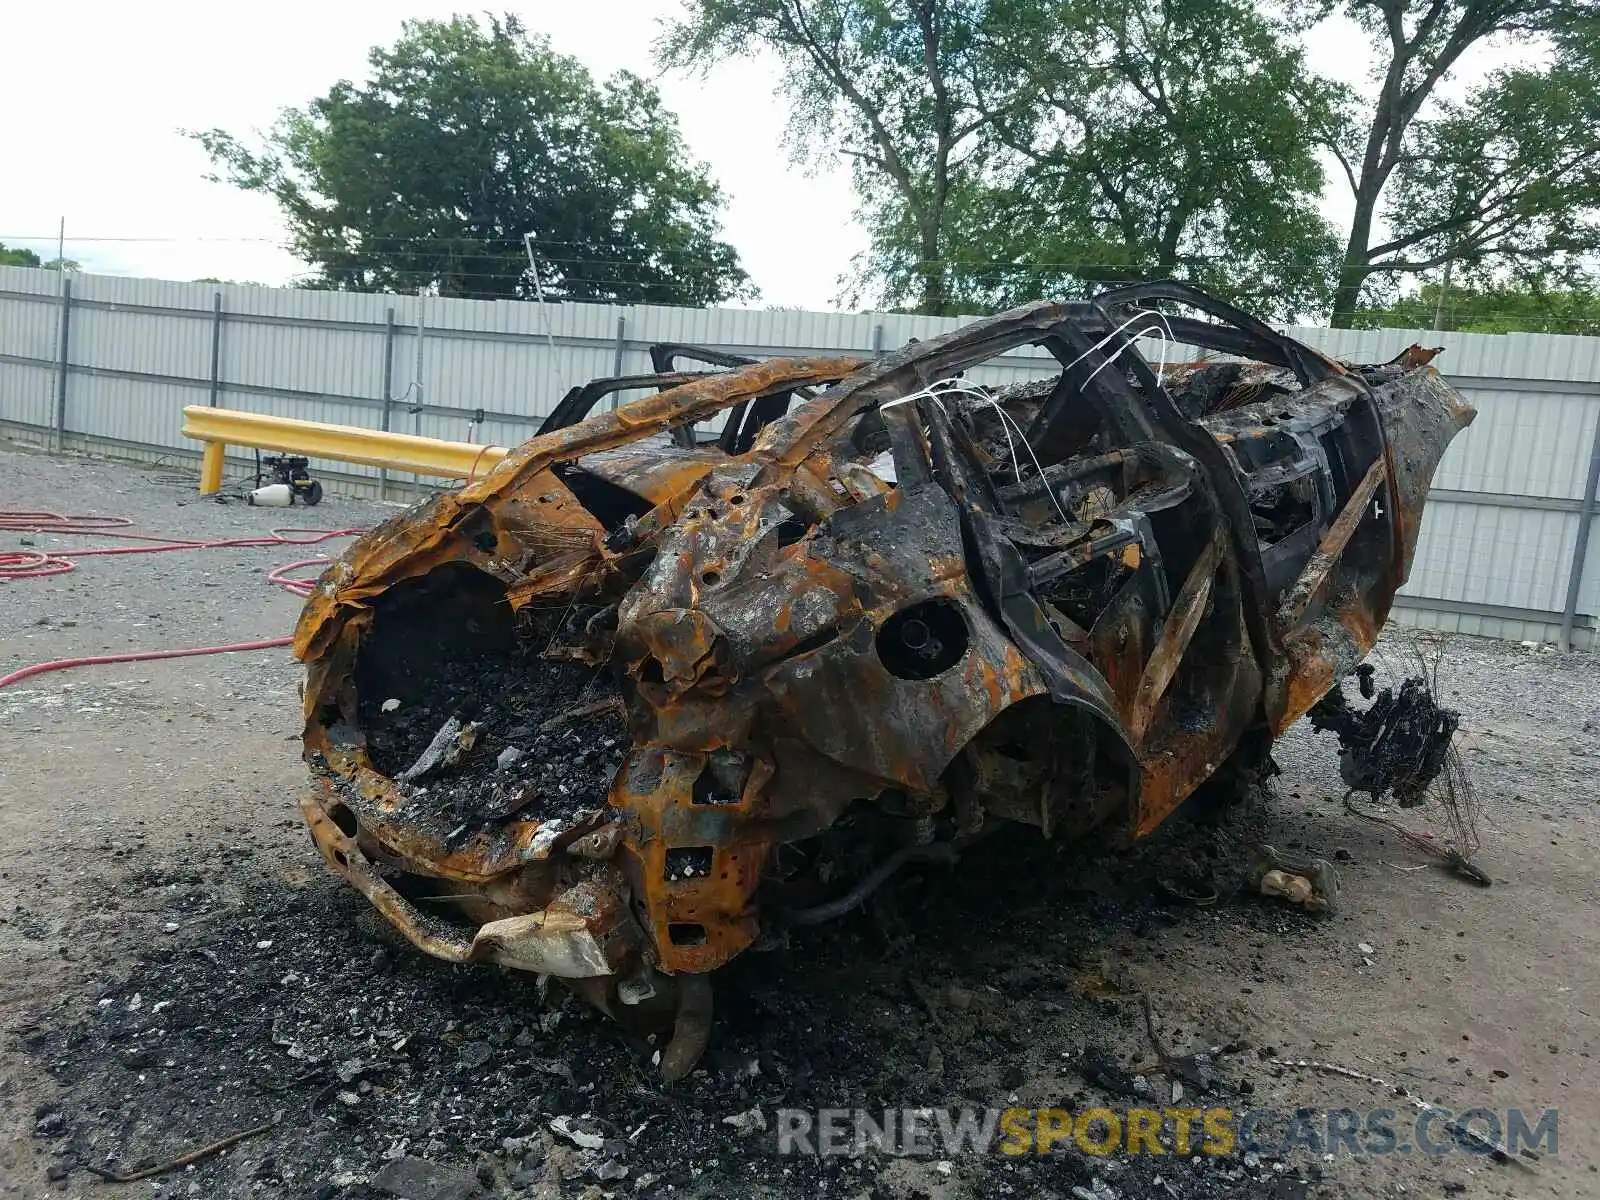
<box><xmin>359</xmin><ymin>643</ymin><xmax>625</xmax><ymax>834</ymax></box>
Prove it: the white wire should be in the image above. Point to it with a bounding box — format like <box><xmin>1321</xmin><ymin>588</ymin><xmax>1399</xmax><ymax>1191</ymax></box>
<box><xmin>1081</xmin><ymin>323</ymin><xmax>1171</xmax><ymax>387</ymax></box>
<box><xmin>904</xmin><ymin>381</ymin><xmax>1022</xmax><ymax>496</ymax></box>
<box><xmin>882</xmin><ymin>377</ymin><xmax>1075</xmax><ymax>527</ymax></box>
<box><xmin>1062</xmin><ymin>305</ymin><xmax>1177</xmax><ymax>376</ymax></box>
<box><xmin>876</xmin><ymin>309</ymin><xmax>1180</xmax><ymax>528</ymax></box>
<box><xmin>968</xmin><ymin>391</ymin><xmax>1076</xmax><ymax>528</ymax></box>
<box><xmin>1129</xmin><ymin>306</ymin><xmax>1177</xmax><ymax>362</ymax></box>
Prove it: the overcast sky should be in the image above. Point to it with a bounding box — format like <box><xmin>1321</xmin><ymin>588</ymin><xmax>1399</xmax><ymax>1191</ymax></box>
<box><xmin>0</xmin><ymin>2</ymin><xmax>1528</xmax><ymax>310</ymax></box>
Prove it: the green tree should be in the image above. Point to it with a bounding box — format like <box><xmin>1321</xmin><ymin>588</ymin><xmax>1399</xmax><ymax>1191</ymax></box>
<box><xmin>193</xmin><ymin>14</ymin><xmax>750</xmax><ymax>305</ymax></box>
<box><xmin>1372</xmin><ymin>22</ymin><xmax>1600</xmax><ymax>303</ymax></box>
<box><xmin>662</xmin><ymin>0</ymin><xmax>1033</xmax><ymax>315</ymax></box>
<box><xmin>885</xmin><ymin>0</ymin><xmax>1344</xmax><ymax>319</ymax></box>
<box><xmin>1355</xmin><ymin>278</ymin><xmax>1600</xmax><ymax>332</ymax></box>
<box><xmin>0</xmin><ymin>243</ymin><xmax>42</xmax><ymax>267</ymax></box>
<box><xmin>661</xmin><ymin>0</ymin><xmax>1342</xmax><ymax>318</ymax></box>
<box><xmin>1319</xmin><ymin>0</ymin><xmax>1600</xmax><ymax>326</ymax></box>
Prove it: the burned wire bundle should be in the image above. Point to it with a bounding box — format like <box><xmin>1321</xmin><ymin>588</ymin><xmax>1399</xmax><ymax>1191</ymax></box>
<box><xmin>1313</xmin><ymin>641</ymin><xmax>1489</xmax><ymax>887</ymax></box>
<box><xmin>1309</xmin><ymin>664</ymin><xmax>1460</xmax><ymax>806</ymax></box>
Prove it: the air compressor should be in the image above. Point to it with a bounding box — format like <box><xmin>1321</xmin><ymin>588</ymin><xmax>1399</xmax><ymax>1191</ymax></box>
<box><xmin>247</xmin><ymin>455</ymin><xmax>324</xmax><ymax>507</ymax></box>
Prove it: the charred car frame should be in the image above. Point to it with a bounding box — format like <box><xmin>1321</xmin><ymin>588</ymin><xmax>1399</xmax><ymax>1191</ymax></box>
<box><xmin>292</xmin><ymin>284</ymin><xmax>1474</xmax><ymax>1077</ymax></box>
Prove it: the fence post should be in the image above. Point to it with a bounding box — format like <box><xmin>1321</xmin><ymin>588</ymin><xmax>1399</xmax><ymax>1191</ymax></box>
<box><xmin>411</xmin><ymin>291</ymin><xmax>426</xmax><ymax>497</ymax></box>
<box><xmin>871</xmin><ymin>322</ymin><xmax>885</xmax><ymax>355</ymax></box>
<box><xmin>379</xmin><ymin>306</ymin><xmax>396</xmax><ymax>501</ymax></box>
<box><xmin>207</xmin><ymin>291</ymin><xmax>224</xmax><ymax>407</ymax></box>
<box><xmin>611</xmin><ymin>315</ymin><xmax>626</xmax><ymax>409</ymax></box>
<box><xmin>1558</xmin><ymin>411</ymin><xmax>1600</xmax><ymax>651</ymax></box>
<box><xmin>52</xmin><ymin>277</ymin><xmax>72</xmax><ymax>451</ymax></box>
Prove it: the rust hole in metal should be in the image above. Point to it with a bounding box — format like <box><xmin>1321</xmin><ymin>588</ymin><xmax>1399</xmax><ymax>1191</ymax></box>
<box><xmin>876</xmin><ymin>598</ymin><xmax>969</xmax><ymax>680</ymax></box>
<box><xmin>665</xmin><ymin>847</ymin><xmax>714</xmax><ymax>882</ymax></box>
<box><xmin>327</xmin><ymin>801</ymin><xmax>359</xmax><ymax>839</ymax></box>
<box><xmin>668</xmin><ymin>923</ymin><xmax>708</xmax><ymax>947</ymax></box>
<box><xmin>692</xmin><ymin>752</ymin><xmax>747</xmax><ymax>806</ymax></box>
<box><xmin>774</xmin><ymin>517</ymin><xmax>808</xmax><ymax>547</ymax></box>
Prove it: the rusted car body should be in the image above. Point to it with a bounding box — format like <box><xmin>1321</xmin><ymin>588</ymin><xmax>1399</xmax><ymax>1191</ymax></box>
<box><xmin>292</xmin><ymin>284</ymin><xmax>1473</xmax><ymax>1076</ymax></box>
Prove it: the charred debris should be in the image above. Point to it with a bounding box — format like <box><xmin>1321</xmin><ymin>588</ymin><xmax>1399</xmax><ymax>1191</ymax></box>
<box><xmin>291</xmin><ymin>283</ymin><xmax>1475</xmax><ymax>1078</ymax></box>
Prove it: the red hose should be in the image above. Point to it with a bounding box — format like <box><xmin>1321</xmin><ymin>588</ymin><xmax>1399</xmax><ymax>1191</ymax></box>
<box><xmin>267</xmin><ymin>558</ymin><xmax>339</xmax><ymax>598</ymax></box>
<box><xmin>0</xmin><ymin>639</ymin><xmax>293</xmax><ymax>690</ymax></box>
<box><xmin>0</xmin><ymin>512</ymin><xmax>135</xmax><ymax>535</ymax></box>
<box><xmin>465</xmin><ymin>443</ymin><xmax>497</xmax><ymax>485</ymax></box>
<box><xmin>0</xmin><ymin>510</ymin><xmax>361</xmax><ymax>581</ymax></box>
<box><xmin>0</xmin><ymin>510</ymin><xmax>364</xmax><ymax>690</ymax></box>
<box><xmin>0</xmin><ymin>549</ymin><xmax>75</xmax><ymax>578</ymax></box>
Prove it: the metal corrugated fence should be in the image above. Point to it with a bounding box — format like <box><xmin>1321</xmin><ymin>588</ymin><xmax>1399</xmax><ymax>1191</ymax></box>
<box><xmin>1</xmin><ymin>264</ymin><xmax>1595</xmax><ymax>649</ymax></box>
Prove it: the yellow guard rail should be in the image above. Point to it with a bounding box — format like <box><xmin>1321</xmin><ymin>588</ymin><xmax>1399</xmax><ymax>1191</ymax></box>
<box><xmin>180</xmin><ymin>406</ymin><xmax>509</xmax><ymax>494</ymax></box>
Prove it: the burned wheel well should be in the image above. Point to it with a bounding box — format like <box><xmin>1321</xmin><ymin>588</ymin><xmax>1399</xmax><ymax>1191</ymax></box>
<box><xmin>353</xmin><ymin>564</ymin><xmax>516</xmax><ymax>703</ymax></box>
<box><xmin>350</xmin><ymin>564</ymin><xmax>517</xmax><ymax>776</ymax></box>
<box><xmin>947</xmin><ymin>697</ymin><xmax>1133</xmax><ymax>837</ymax></box>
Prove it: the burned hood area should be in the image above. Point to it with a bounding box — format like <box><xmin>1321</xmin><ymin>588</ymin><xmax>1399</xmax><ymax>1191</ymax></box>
<box><xmin>291</xmin><ymin>283</ymin><xmax>1473</xmax><ymax>1081</ymax></box>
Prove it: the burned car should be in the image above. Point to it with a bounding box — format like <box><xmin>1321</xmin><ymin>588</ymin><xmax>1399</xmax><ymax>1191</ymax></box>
<box><xmin>292</xmin><ymin>284</ymin><xmax>1474</xmax><ymax>1077</ymax></box>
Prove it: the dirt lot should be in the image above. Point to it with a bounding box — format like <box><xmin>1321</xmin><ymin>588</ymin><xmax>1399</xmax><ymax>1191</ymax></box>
<box><xmin>2</xmin><ymin>443</ymin><xmax>1598</xmax><ymax>1200</ymax></box>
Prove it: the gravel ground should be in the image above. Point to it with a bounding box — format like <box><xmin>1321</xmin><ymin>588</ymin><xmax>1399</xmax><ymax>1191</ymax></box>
<box><xmin>0</xmin><ymin>446</ymin><xmax>393</xmax><ymax>724</ymax></box>
<box><xmin>2</xmin><ymin>442</ymin><xmax>1599</xmax><ymax>1200</ymax></box>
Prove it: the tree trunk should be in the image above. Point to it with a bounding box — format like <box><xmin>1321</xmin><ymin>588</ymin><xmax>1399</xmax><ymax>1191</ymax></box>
<box><xmin>917</xmin><ymin>220</ymin><xmax>948</xmax><ymax>316</ymax></box>
<box><xmin>1329</xmin><ymin>199</ymin><xmax>1376</xmax><ymax>329</ymax></box>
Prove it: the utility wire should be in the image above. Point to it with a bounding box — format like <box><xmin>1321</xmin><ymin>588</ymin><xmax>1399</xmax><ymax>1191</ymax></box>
<box><xmin>9</xmin><ymin>233</ymin><xmax>1598</xmax><ymax>329</ymax></box>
